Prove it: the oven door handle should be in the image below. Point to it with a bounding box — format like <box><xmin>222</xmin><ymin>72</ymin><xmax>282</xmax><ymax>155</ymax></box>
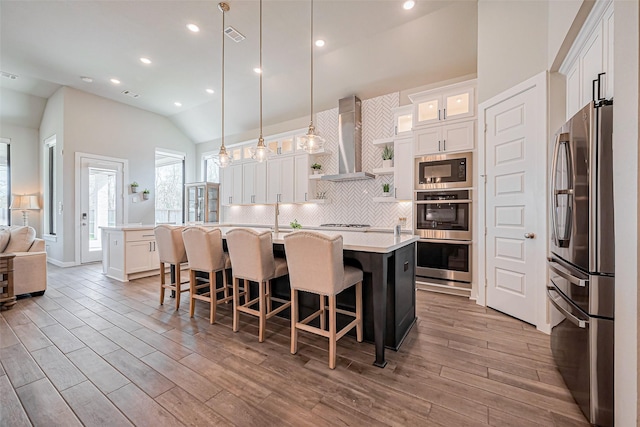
<box><xmin>414</xmin><ymin>200</ymin><xmax>472</xmax><ymax>205</ymax></box>
<box><xmin>417</xmin><ymin>238</ymin><xmax>471</xmax><ymax>244</ymax></box>
<box><xmin>548</xmin><ymin>259</ymin><xmax>588</xmax><ymax>287</ymax></box>
<box><xmin>546</xmin><ymin>286</ymin><xmax>588</xmax><ymax>328</ymax></box>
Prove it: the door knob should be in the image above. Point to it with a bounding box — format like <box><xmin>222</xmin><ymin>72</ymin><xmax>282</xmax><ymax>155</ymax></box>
<box><xmin>524</xmin><ymin>233</ymin><xmax>535</xmax><ymax>239</ymax></box>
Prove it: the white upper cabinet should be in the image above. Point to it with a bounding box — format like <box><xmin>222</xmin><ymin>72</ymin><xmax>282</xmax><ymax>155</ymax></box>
<box><xmin>561</xmin><ymin>1</ymin><xmax>613</xmax><ymax>119</ymax></box>
<box><xmin>393</xmin><ymin>136</ymin><xmax>413</xmax><ymax>200</ymax></box>
<box><xmin>413</xmin><ymin>121</ymin><xmax>474</xmax><ymax>156</ymax></box>
<box><xmin>221</xmin><ymin>163</ymin><xmax>243</xmax><ymax>205</ymax></box>
<box><xmin>294</xmin><ymin>154</ymin><xmax>315</xmax><ymax>203</ymax></box>
<box><xmin>393</xmin><ymin>105</ymin><xmax>413</xmax><ymax>136</ymax></box>
<box><xmin>410</xmin><ymin>82</ymin><xmax>475</xmax><ymax>129</ymax></box>
<box><xmin>267</xmin><ymin>134</ymin><xmax>296</xmax><ymax>156</ymax></box>
<box><xmin>267</xmin><ymin>156</ymin><xmax>295</xmax><ymax>204</ymax></box>
<box><xmin>242</xmin><ymin>161</ymin><xmax>267</xmax><ymax>204</ymax></box>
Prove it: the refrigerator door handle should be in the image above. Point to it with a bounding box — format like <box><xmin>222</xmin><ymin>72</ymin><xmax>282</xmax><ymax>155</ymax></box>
<box><xmin>547</xmin><ymin>286</ymin><xmax>589</xmax><ymax>328</ymax></box>
<box><xmin>550</xmin><ymin>133</ymin><xmax>573</xmax><ymax>247</ymax></box>
<box><xmin>548</xmin><ymin>261</ymin><xmax>588</xmax><ymax>287</ymax></box>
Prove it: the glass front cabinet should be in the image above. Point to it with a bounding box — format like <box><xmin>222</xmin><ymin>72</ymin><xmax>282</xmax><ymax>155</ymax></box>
<box><xmin>185</xmin><ymin>182</ymin><xmax>220</xmax><ymax>223</ymax></box>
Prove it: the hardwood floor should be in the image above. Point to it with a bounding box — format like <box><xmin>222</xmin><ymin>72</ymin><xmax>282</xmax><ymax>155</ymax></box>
<box><xmin>0</xmin><ymin>263</ymin><xmax>589</xmax><ymax>426</ymax></box>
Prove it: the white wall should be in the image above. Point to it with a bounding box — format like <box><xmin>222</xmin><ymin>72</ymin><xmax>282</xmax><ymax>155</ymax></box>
<box><xmin>613</xmin><ymin>1</ymin><xmax>639</xmax><ymax>424</ymax></box>
<box><xmin>477</xmin><ymin>0</ymin><xmax>548</xmax><ymax>103</ymax></box>
<box><xmin>547</xmin><ymin>0</ymin><xmax>591</xmax><ymax>69</ymax></box>
<box><xmin>40</xmin><ymin>87</ymin><xmax>197</xmax><ymax>264</ymax></box>
<box><xmin>0</xmin><ymin>124</ymin><xmax>42</xmax><ymax>236</ymax></box>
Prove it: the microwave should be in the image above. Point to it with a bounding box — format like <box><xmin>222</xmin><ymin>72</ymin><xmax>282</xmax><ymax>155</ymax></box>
<box><xmin>415</xmin><ymin>152</ymin><xmax>472</xmax><ymax>190</ymax></box>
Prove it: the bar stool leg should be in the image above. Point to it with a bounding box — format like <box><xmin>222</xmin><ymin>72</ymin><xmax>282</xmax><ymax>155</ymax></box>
<box><xmin>232</xmin><ymin>277</ymin><xmax>240</xmax><ymax>332</ymax></box>
<box><xmin>189</xmin><ymin>269</ymin><xmax>196</xmax><ymax>318</ymax></box>
<box><xmin>223</xmin><ymin>269</ymin><xmax>230</xmax><ymax>303</ymax></box>
<box><xmin>356</xmin><ymin>281</ymin><xmax>363</xmax><ymax>342</ymax></box>
<box><xmin>209</xmin><ymin>270</ymin><xmax>216</xmax><ymax>324</ymax></box>
<box><xmin>320</xmin><ymin>295</ymin><xmax>326</xmax><ymax>331</ymax></box>
<box><xmin>291</xmin><ymin>289</ymin><xmax>298</xmax><ymax>354</ymax></box>
<box><xmin>258</xmin><ymin>280</ymin><xmax>266</xmax><ymax>343</ymax></box>
<box><xmin>175</xmin><ymin>266</ymin><xmax>181</xmax><ymax>311</ymax></box>
<box><xmin>159</xmin><ymin>262</ymin><xmax>166</xmax><ymax>305</ymax></box>
<box><xmin>328</xmin><ymin>294</ymin><xmax>337</xmax><ymax>369</ymax></box>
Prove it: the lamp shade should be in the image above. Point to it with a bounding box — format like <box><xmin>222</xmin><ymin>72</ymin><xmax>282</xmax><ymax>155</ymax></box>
<box><xmin>10</xmin><ymin>195</ymin><xmax>41</xmax><ymax>210</ymax></box>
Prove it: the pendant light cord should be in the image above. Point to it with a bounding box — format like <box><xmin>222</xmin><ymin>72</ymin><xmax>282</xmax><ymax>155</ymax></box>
<box><xmin>310</xmin><ymin>0</ymin><xmax>314</xmax><ymax>127</ymax></box>
<box><xmin>259</xmin><ymin>0</ymin><xmax>263</xmax><ymax>141</ymax></box>
<box><xmin>221</xmin><ymin>4</ymin><xmax>226</xmax><ymax>149</ymax></box>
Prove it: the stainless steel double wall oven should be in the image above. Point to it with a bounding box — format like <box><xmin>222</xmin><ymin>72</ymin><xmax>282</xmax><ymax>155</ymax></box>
<box><xmin>414</xmin><ymin>152</ymin><xmax>472</xmax><ymax>289</ymax></box>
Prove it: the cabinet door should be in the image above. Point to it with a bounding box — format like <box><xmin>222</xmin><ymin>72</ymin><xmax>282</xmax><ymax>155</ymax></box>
<box><xmin>231</xmin><ymin>164</ymin><xmax>243</xmax><ymax>205</ymax></box>
<box><xmin>294</xmin><ymin>154</ymin><xmax>311</xmax><ymax>202</ymax></box>
<box><xmin>107</xmin><ymin>231</ymin><xmax>124</xmax><ymax>278</ymax></box>
<box><xmin>603</xmin><ymin>5</ymin><xmax>613</xmax><ymax>99</ymax></box>
<box><xmin>441</xmin><ymin>121</ymin><xmax>474</xmax><ymax>153</ymax></box>
<box><xmin>443</xmin><ymin>87</ymin><xmax>474</xmax><ymax>121</ymax></box>
<box><xmin>221</xmin><ymin>167</ymin><xmax>234</xmax><ymax>206</ymax></box>
<box><xmin>254</xmin><ymin>162</ymin><xmax>267</xmax><ymax>204</ymax></box>
<box><xmin>414</xmin><ymin>127</ymin><xmax>442</xmax><ymax>155</ymax></box>
<box><xmin>394</xmin><ymin>137</ymin><xmax>413</xmax><ymax>200</ymax></box>
<box><xmin>126</xmin><ymin>241</ymin><xmax>153</xmax><ymax>273</ymax></box>
<box><xmin>393</xmin><ymin>105</ymin><xmax>413</xmax><ymax>136</ymax></box>
<box><xmin>242</xmin><ymin>163</ymin><xmax>256</xmax><ymax>204</ymax></box>
<box><xmin>279</xmin><ymin>156</ymin><xmax>295</xmax><ymax>203</ymax></box>
<box><xmin>149</xmin><ymin>241</ymin><xmax>160</xmax><ymax>269</ymax></box>
<box><xmin>580</xmin><ymin>24</ymin><xmax>604</xmax><ymax>108</ymax></box>
<box><xmin>566</xmin><ymin>62</ymin><xmax>581</xmax><ymax>119</ymax></box>
<box><xmin>414</xmin><ymin>95</ymin><xmax>441</xmax><ymax>127</ymax></box>
<box><xmin>267</xmin><ymin>159</ymin><xmax>281</xmax><ymax>204</ymax></box>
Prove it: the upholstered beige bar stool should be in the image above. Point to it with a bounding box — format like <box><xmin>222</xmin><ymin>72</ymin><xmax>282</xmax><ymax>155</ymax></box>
<box><xmin>182</xmin><ymin>227</ymin><xmax>234</xmax><ymax>324</ymax></box>
<box><xmin>154</xmin><ymin>225</ymin><xmax>189</xmax><ymax>310</ymax></box>
<box><xmin>284</xmin><ymin>231</ymin><xmax>363</xmax><ymax>369</ymax></box>
<box><xmin>225</xmin><ymin>228</ymin><xmax>290</xmax><ymax>342</ymax></box>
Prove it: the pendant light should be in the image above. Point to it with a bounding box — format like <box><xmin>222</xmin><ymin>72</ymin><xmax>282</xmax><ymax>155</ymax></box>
<box><xmin>296</xmin><ymin>0</ymin><xmax>325</xmax><ymax>154</ymax></box>
<box><xmin>216</xmin><ymin>2</ymin><xmax>231</xmax><ymax>168</ymax></box>
<box><xmin>249</xmin><ymin>0</ymin><xmax>270</xmax><ymax>163</ymax></box>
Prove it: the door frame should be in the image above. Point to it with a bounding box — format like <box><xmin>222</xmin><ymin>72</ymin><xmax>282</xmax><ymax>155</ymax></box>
<box><xmin>476</xmin><ymin>71</ymin><xmax>550</xmax><ymax>333</ymax></box>
<box><xmin>75</xmin><ymin>152</ymin><xmax>129</xmax><ymax>265</ymax></box>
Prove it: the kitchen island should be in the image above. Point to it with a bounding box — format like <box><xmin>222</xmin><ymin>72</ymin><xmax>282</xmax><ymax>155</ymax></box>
<box><xmin>102</xmin><ymin>224</ymin><xmax>418</xmax><ymax>367</ymax></box>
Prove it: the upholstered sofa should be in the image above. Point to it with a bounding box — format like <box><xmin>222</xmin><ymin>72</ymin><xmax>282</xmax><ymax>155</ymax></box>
<box><xmin>0</xmin><ymin>226</ymin><xmax>47</xmax><ymax>296</ymax></box>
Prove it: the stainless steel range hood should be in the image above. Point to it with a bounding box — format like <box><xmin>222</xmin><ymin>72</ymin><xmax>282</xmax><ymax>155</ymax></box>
<box><xmin>322</xmin><ymin>95</ymin><xmax>375</xmax><ymax>182</ymax></box>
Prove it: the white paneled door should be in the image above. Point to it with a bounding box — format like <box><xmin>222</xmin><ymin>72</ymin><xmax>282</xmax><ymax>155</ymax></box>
<box><xmin>79</xmin><ymin>155</ymin><xmax>125</xmax><ymax>264</ymax></box>
<box><xmin>483</xmin><ymin>75</ymin><xmax>546</xmax><ymax>326</ymax></box>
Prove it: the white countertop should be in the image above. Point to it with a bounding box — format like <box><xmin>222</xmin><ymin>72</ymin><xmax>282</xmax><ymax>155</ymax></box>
<box><xmin>101</xmin><ymin>224</ymin><xmax>418</xmax><ymax>254</ymax></box>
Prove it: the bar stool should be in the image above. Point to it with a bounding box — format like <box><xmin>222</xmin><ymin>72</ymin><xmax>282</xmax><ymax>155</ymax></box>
<box><xmin>283</xmin><ymin>231</ymin><xmax>363</xmax><ymax>369</ymax></box>
<box><xmin>181</xmin><ymin>227</ymin><xmax>235</xmax><ymax>324</ymax></box>
<box><xmin>154</xmin><ymin>225</ymin><xmax>189</xmax><ymax>310</ymax></box>
<box><xmin>225</xmin><ymin>228</ymin><xmax>290</xmax><ymax>342</ymax></box>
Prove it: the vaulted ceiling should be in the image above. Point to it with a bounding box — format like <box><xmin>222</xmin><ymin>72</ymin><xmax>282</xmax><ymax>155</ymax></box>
<box><xmin>0</xmin><ymin>0</ymin><xmax>477</xmax><ymax>143</ymax></box>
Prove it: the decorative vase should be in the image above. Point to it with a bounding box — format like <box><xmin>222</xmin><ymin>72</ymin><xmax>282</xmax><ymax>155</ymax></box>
<box><xmin>131</xmin><ymin>186</ymin><xmax>138</xmax><ymax>193</ymax></box>
<box><xmin>313</xmin><ymin>170</ymin><xmax>321</xmax><ymax>175</ymax></box>
<box><xmin>382</xmin><ymin>191</ymin><xmax>391</xmax><ymax>197</ymax></box>
<box><xmin>382</xmin><ymin>159</ymin><xmax>393</xmax><ymax>168</ymax></box>
<box><xmin>142</xmin><ymin>193</ymin><xmax>149</xmax><ymax>200</ymax></box>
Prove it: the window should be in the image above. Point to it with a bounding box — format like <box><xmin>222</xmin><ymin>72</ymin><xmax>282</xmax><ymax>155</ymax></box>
<box><xmin>44</xmin><ymin>135</ymin><xmax>56</xmax><ymax>235</ymax></box>
<box><xmin>202</xmin><ymin>153</ymin><xmax>220</xmax><ymax>183</ymax></box>
<box><xmin>0</xmin><ymin>138</ymin><xmax>10</xmax><ymax>226</ymax></box>
<box><xmin>155</xmin><ymin>150</ymin><xmax>185</xmax><ymax>224</ymax></box>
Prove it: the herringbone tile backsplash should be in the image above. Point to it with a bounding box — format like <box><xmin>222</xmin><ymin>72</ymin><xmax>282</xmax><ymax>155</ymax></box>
<box><xmin>222</xmin><ymin>92</ymin><xmax>413</xmax><ymax>230</ymax></box>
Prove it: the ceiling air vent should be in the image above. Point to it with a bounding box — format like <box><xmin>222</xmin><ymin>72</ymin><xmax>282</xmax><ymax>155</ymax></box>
<box><xmin>1</xmin><ymin>71</ymin><xmax>19</xmax><ymax>80</ymax></box>
<box><xmin>224</xmin><ymin>26</ymin><xmax>245</xmax><ymax>43</ymax></box>
<box><xmin>121</xmin><ymin>90</ymin><xmax>140</xmax><ymax>99</ymax></box>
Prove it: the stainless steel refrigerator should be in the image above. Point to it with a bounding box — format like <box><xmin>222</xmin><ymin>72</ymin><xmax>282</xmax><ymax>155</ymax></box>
<box><xmin>547</xmin><ymin>101</ymin><xmax>614</xmax><ymax>426</ymax></box>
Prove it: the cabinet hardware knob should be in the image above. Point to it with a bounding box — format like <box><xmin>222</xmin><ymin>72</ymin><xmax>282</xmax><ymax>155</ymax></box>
<box><xmin>524</xmin><ymin>233</ymin><xmax>535</xmax><ymax>239</ymax></box>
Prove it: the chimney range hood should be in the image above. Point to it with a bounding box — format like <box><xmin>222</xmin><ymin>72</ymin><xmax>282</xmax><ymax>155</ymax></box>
<box><xmin>321</xmin><ymin>95</ymin><xmax>375</xmax><ymax>182</ymax></box>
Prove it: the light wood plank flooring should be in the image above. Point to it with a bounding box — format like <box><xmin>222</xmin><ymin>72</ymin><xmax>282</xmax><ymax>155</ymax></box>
<box><xmin>0</xmin><ymin>263</ymin><xmax>589</xmax><ymax>426</ymax></box>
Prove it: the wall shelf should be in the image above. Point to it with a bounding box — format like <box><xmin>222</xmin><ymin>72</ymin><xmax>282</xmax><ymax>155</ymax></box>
<box><xmin>372</xmin><ymin>196</ymin><xmax>397</xmax><ymax>203</ymax></box>
<box><xmin>309</xmin><ymin>174</ymin><xmax>324</xmax><ymax>180</ymax></box>
<box><xmin>308</xmin><ymin>148</ymin><xmax>332</xmax><ymax>155</ymax></box>
<box><xmin>372</xmin><ymin>137</ymin><xmax>394</xmax><ymax>147</ymax></box>
<box><xmin>372</xmin><ymin>167</ymin><xmax>394</xmax><ymax>175</ymax></box>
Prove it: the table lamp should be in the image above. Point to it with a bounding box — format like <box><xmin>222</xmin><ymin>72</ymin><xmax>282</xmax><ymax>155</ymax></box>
<box><xmin>10</xmin><ymin>194</ymin><xmax>41</xmax><ymax>227</ymax></box>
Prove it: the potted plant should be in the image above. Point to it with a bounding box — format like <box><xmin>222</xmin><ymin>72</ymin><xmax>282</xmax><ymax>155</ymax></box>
<box><xmin>382</xmin><ymin>183</ymin><xmax>391</xmax><ymax>197</ymax></box>
<box><xmin>130</xmin><ymin>181</ymin><xmax>139</xmax><ymax>193</ymax></box>
<box><xmin>290</xmin><ymin>219</ymin><xmax>302</xmax><ymax>229</ymax></box>
<box><xmin>142</xmin><ymin>189</ymin><xmax>150</xmax><ymax>200</ymax></box>
<box><xmin>382</xmin><ymin>145</ymin><xmax>394</xmax><ymax>168</ymax></box>
<box><xmin>311</xmin><ymin>163</ymin><xmax>322</xmax><ymax>174</ymax></box>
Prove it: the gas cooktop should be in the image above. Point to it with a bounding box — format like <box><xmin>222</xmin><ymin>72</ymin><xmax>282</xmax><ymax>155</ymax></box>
<box><xmin>319</xmin><ymin>223</ymin><xmax>371</xmax><ymax>228</ymax></box>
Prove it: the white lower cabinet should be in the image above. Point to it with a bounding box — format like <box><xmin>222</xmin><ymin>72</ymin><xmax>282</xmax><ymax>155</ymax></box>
<box><xmin>414</xmin><ymin>120</ymin><xmax>474</xmax><ymax>156</ymax></box>
<box><xmin>102</xmin><ymin>228</ymin><xmax>160</xmax><ymax>282</ymax></box>
<box><xmin>393</xmin><ymin>136</ymin><xmax>413</xmax><ymax>200</ymax></box>
<box><xmin>267</xmin><ymin>156</ymin><xmax>294</xmax><ymax>203</ymax></box>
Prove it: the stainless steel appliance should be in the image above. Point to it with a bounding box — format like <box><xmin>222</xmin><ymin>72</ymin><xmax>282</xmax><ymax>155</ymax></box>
<box><xmin>414</xmin><ymin>190</ymin><xmax>471</xmax><ymax>240</ymax></box>
<box><xmin>414</xmin><ymin>152</ymin><xmax>472</xmax><ymax>190</ymax></box>
<box><xmin>547</xmin><ymin>101</ymin><xmax>614</xmax><ymax>427</ymax></box>
<box><xmin>416</xmin><ymin>239</ymin><xmax>471</xmax><ymax>283</ymax></box>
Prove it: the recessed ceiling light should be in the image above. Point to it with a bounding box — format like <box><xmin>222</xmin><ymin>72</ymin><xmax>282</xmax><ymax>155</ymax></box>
<box><xmin>81</xmin><ymin>76</ymin><xmax>93</xmax><ymax>83</ymax></box>
<box><xmin>140</xmin><ymin>57</ymin><xmax>152</xmax><ymax>65</ymax></box>
<box><xmin>174</xmin><ymin>102</ymin><xmax>182</xmax><ymax>107</ymax></box>
<box><xmin>315</xmin><ymin>39</ymin><xmax>325</xmax><ymax>47</ymax></box>
<box><xmin>110</xmin><ymin>78</ymin><xmax>121</xmax><ymax>85</ymax></box>
<box><xmin>253</xmin><ymin>68</ymin><xmax>262</xmax><ymax>74</ymax></box>
<box><xmin>187</xmin><ymin>23</ymin><xmax>200</xmax><ymax>33</ymax></box>
<box><xmin>403</xmin><ymin>0</ymin><xmax>415</xmax><ymax>10</ymax></box>
<box><xmin>206</xmin><ymin>88</ymin><xmax>215</xmax><ymax>94</ymax></box>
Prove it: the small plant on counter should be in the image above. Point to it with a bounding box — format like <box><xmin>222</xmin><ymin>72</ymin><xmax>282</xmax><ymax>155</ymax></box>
<box><xmin>382</xmin><ymin>183</ymin><xmax>391</xmax><ymax>194</ymax></box>
<box><xmin>382</xmin><ymin>145</ymin><xmax>394</xmax><ymax>160</ymax></box>
<box><xmin>130</xmin><ymin>181</ymin><xmax>139</xmax><ymax>193</ymax></box>
<box><xmin>290</xmin><ymin>219</ymin><xmax>302</xmax><ymax>229</ymax></box>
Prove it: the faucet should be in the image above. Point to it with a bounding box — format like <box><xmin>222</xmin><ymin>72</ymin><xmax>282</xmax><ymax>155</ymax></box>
<box><xmin>274</xmin><ymin>201</ymin><xmax>279</xmax><ymax>233</ymax></box>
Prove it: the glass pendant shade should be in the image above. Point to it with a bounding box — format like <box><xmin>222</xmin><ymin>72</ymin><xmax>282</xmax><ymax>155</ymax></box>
<box><xmin>249</xmin><ymin>137</ymin><xmax>271</xmax><ymax>163</ymax></box>
<box><xmin>297</xmin><ymin>124</ymin><xmax>325</xmax><ymax>153</ymax></box>
<box><xmin>216</xmin><ymin>145</ymin><xmax>231</xmax><ymax>167</ymax></box>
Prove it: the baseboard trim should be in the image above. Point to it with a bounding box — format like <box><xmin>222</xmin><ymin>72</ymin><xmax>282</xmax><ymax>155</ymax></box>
<box><xmin>46</xmin><ymin>258</ymin><xmax>78</xmax><ymax>268</ymax></box>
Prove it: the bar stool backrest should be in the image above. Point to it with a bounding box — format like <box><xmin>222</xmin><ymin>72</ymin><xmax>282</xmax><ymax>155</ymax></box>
<box><xmin>182</xmin><ymin>227</ymin><xmax>225</xmax><ymax>272</ymax></box>
<box><xmin>226</xmin><ymin>228</ymin><xmax>275</xmax><ymax>282</ymax></box>
<box><xmin>154</xmin><ymin>225</ymin><xmax>187</xmax><ymax>265</ymax></box>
